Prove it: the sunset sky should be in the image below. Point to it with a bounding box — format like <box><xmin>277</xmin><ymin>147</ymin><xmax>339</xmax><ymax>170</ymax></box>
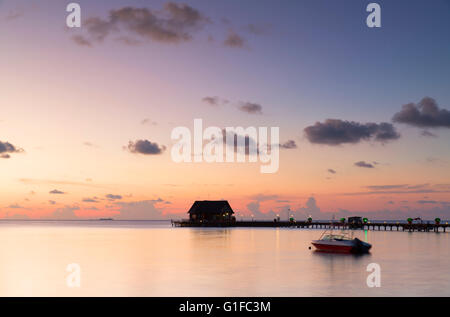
<box><xmin>1</xmin><ymin>0</ymin><xmax>450</xmax><ymax>220</ymax></box>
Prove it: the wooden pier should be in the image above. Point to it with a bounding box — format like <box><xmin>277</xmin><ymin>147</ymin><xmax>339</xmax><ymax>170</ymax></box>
<box><xmin>172</xmin><ymin>220</ymin><xmax>448</xmax><ymax>232</ymax></box>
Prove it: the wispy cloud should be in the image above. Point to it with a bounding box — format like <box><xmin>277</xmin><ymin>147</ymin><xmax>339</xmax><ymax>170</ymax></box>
<box><xmin>365</xmin><ymin>184</ymin><xmax>428</xmax><ymax>190</ymax></box>
<box><xmin>341</xmin><ymin>184</ymin><xmax>450</xmax><ymax>196</ymax></box>
<box><xmin>224</xmin><ymin>30</ymin><xmax>246</xmax><ymax>48</ymax></box>
<box><xmin>354</xmin><ymin>161</ymin><xmax>375</xmax><ymax>168</ymax></box>
<box><xmin>83</xmin><ymin>141</ymin><xmax>99</xmax><ymax>148</ymax></box>
<box><xmin>243</xmin><ymin>23</ymin><xmax>271</xmax><ymax>36</ymax></box>
<box><xmin>8</xmin><ymin>203</ymin><xmax>23</xmax><ymax>209</ymax></box>
<box><xmin>105</xmin><ymin>194</ymin><xmax>122</xmax><ymax>201</ymax></box>
<box><xmin>421</xmin><ymin>130</ymin><xmax>437</xmax><ymax>138</ymax></box>
<box><xmin>49</xmin><ymin>189</ymin><xmax>66</xmax><ymax>195</ymax></box>
<box><xmin>417</xmin><ymin>200</ymin><xmax>438</xmax><ymax>204</ymax></box>
<box><xmin>141</xmin><ymin>118</ymin><xmax>157</xmax><ymax>125</ymax></box>
<box><xmin>19</xmin><ymin>178</ymin><xmax>106</xmax><ymax>189</ymax></box>
<box><xmin>72</xmin><ymin>35</ymin><xmax>92</xmax><ymax>47</ymax></box>
<box><xmin>202</xmin><ymin>96</ymin><xmax>229</xmax><ymax>106</ymax></box>
<box><xmin>249</xmin><ymin>194</ymin><xmax>279</xmax><ymax>202</ymax></box>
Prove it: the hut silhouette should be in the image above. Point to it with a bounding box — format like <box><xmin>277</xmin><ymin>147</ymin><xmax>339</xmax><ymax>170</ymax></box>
<box><xmin>188</xmin><ymin>200</ymin><xmax>234</xmax><ymax>223</ymax></box>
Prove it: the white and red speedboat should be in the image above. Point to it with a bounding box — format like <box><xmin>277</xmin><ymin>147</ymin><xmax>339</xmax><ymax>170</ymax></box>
<box><xmin>312</xmin><ymin>229</ymin><xmax>371</xmax><ymax>254</ymax></box>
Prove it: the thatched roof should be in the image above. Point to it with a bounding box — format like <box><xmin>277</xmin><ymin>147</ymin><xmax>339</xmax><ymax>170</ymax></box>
<box><xmin>188</xmin><ymin>200</ymin><xmax>234</xmax><ymax>215</ymax></box>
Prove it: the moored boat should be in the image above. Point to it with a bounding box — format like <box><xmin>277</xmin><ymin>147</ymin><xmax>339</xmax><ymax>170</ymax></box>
<box><xmin>312</xmin><ymin>229</ymin><xmax>371</xmax><ymax>254</ymax></box>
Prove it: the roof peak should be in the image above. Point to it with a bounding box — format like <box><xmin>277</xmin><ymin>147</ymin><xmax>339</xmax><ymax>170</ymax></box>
<box><xmin>188</xmin><ymin>200</ymin><xmax>234</xmax><ymax>214</ymax></box>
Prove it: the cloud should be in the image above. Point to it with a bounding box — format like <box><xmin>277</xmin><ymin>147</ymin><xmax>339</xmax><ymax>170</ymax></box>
<box><xmin>141</xmin><ymin>118</ymin><xmax>157</xmax><ymax>125</ymax></box>
<box><xmin>5</xmin><ymin>8</ymin><xmax>24</xmax><ymax>21</ymax></box>
<box><xmin>421</xmin><ymin>130</ymin><xmax>437</xmax><ymax>138</ymax></box>
<box><xmin>298</xmin><ymin>197</ymin><xmax>450</xmax><ymax>220</ymax></box>
<box><xmin>19</xmin><ymin>178</ymin><xmax>105</xmax><ymax>188</ymax></box>
<box><xmin>244</xmin><ymin>194</ymin><xmax>286</xmax><ymax>220</ymax></box>
<box><xmin>244</xmin><ymin>23</ymin><xmax>271</xmax><ymax>35</ymax></box>
<box><xmin>392</xmin><ymin>97</ymin><xmax>450</xmax><ymax>128</ymax></box>
<box><xmin>76</xmin><ymin>3</ymin><xmax>209</xmax><ymax>46</ymax></box>
<box><xmin>83</xmin><ymin>141</ymin><xmax>99</xmax><ymax>148</ymax></box>
<box><xmin>49</xmin><ymin>189</ymin><xmax>65</xmax><ymax>194</ymax></box>
<box><xmin>224</xmin><ymin>30</ymin><xmax>245</xmax><ymax>48</ymax></box>
<box><xmin>8</xmin><ymin>203</ymin><xmax>23</xmax><ymax>209</ymax></box>
<box><xmin>279</xmin><ymin>140</ymin><xmax>297</xmax><ymax>149</ymax></box>
<box><xmin>354</xmin><ymin>161</ymin><xmax>375</xmax><ymax>168</ymax></box>
<box><xmin>334</xmin><ymin>206</ymin><xmax>450</xmax><ymax>221</ymax></box>
<box><xmin>3</xmin><ymin>213</ymin><xmax>29</xmax><ymax>220</ymax></box>
<box><xmin>202</xmin><ymin>96</ymin><xmax>219</xmax><ymax>106</ymax></box>
<box><xmin>246</xmin><ymin>201</ymin><xmax>277</xmax><ymax>220</ymax></box>
<box><xmin>366</xmin><ymin>184</ymin><xmax>409</xmax><ymax>190</ymax></box>
<box><xmin>304</xmin><ymin>119</ymin><xmax>400</xmax><ymax>145</ymax></box>
<box><xmin>115</xmin><ymin>199</ymin><xmax>166</xmax><ymax>220</ymax></box>
<box><xmin>0</xmin><ymin>140</ymin><xmax>23</xmax><ymax>158</ymax></box>
<box><xmin>340</xmin><ymin>184</ymin><xmax>450</xmax><ymax>196</ymax></box>
<box><xmin>221</xmin><ymin>129</ymin><xmax>259</xmax><ymax>155</ymax></box>
<box><xmin>250</xmin><ymin>195</ymin><xmax>450</xmax><ymax>221</ymax></box>
<box><xmin>417</xmin><ymin>200</ymin><xmax>438</xmax><ymax>204</ymax></box>
<box><xmin>238</xmin><ymin>102</ymin><xmax>263</xmax><ymax>114</ymax></box>
<box><xmin>82</xmin><ymin>16</ymin><xmax>115</xmax><ymax>42</ymax></box>
<box><xmin>365</xmin><ymin>184</ymin><xmax>429</xmax><ymax>191</ymax></box>
<box><xmin>127</xmin><ymin>139</ymin><xmax>166</xmax><ymax>155</ymax></box>
<box><xmin>71</xmin><ymin>35</ymin><xmax>91</xmax><ymax>47</ymax></box>
<box><xmin>82</xmin><ymin>197</ymin><xmax>99</xmax><ymax>203</ymax></box>
<box><xmin>296</xmin><ymin>196</ymin><xmax>322</xmax><ymax>219</ymax></box>
<box><xmin>344</xmin><ymin>189</ymin><xmax>450</xmax><ymax>196</ymax></box>
<box><xmin>50</xmin><ymin>206</ymin><xmax>79</xmax><ymax>220</ymax></box>
<box><xmin>242</xmin><ymin>195</ymin><xmax>450</xmax><ymax>221</ymax></box>
<box><xmin>106</xmin><ymin>194</ymin><xmax>122</xmax><ymax>201</ymax></box>
<box><xmin>249</xmin><ymin>194</ymin><xmax>279</xmax><ymax>202</ymax></box>
<box><xmin>221</xmin><ymin>129</ymin><xmax>281</xmax><ymax>156</ymax></box>
<box><xmin>425</xmin><ymin>157</ymin><xmax>448</xmax><ymax>165</ymax></box>
<box><xmin>202</xmin><ymin>96</ymin><xmax>229</xmax><ymax>106</ymax></box>
<box><xmin>264</xmin><ymin>196</ymin><xmax>323</xmax><ymax>221</ymax></box>
<box><xmin>116</xmin><ymin>36</ymin><xmax>141</xmax><ymax>46</ymax></box>
<box><xmin>327</xmin><ymin>169</ymin><xmax>336</xmax><ymax>174</ymax></box>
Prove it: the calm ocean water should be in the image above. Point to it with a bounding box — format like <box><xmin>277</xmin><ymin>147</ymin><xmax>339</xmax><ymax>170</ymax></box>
<box><xmin>0</xmin><ymin>220</ymin><xmax>449</xmax><ymax>296</ymax></box>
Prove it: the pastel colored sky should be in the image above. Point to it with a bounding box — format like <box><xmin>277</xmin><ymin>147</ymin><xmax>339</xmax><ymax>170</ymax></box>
<box><xmin>1</xmin><ymin>0</ymin><xmax>449</xmax><ymax>220</ymax></box>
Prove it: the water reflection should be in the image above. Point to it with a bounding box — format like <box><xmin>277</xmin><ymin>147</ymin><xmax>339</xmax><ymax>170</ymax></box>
<box><xmin>312</xmin><ymin>251</ymin><xmax>371</xmax><ymax>259</ymax></box>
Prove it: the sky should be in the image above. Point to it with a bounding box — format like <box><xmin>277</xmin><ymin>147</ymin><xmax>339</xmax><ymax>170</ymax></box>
<box><xmin>0</xmin><ymin>0</ymin><xmax>450</xmax><ymax>220</ymax></box>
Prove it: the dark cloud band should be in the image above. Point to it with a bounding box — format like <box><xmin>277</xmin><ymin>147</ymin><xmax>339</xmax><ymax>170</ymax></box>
<box><xmin>304</xmin><ymin>119</ymin><xmax>400</xmax><ymax>145</ymax></box>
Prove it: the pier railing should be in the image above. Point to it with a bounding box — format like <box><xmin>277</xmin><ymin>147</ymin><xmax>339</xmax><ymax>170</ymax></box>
<box><xmin>172</xmin><ymin>219</ymin><xmax>448</xmax><ymax>232</ymax></box>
